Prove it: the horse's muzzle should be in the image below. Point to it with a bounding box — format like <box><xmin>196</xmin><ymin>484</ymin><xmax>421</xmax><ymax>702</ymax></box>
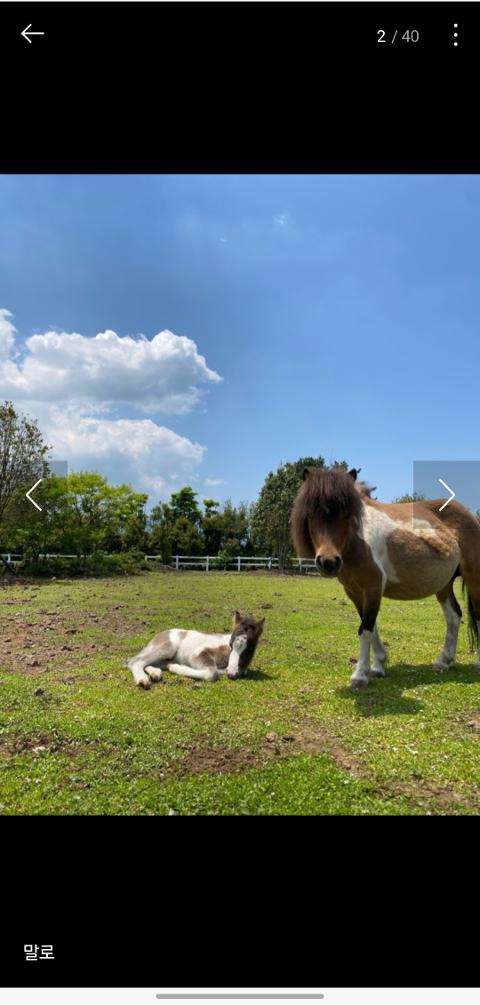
<box><xmin>316</xmin><ymin>555</ymin><xmax>342</xmax><ymax>576</ymax></box>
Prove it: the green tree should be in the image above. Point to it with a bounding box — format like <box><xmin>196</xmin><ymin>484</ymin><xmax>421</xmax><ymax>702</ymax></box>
<box><xmin>0</xmin><ymin>402</ymin><xmax>51</xmax><ymax>572</ymax></box>
<box><xmin>169</xmin><ymin>487</ymin><xmax>202</xmax><ymax>527</ymax></box>
<box><xmin>149</xmin><ymin>490</ymin><xmax>214</xmax><ymax>559</ymax></box>
<box><xmin>200</xmin><ymin>497</ymin><xmax>252</xmax><ymax>557</ymax></box>
<box><xmin>0</xmin><ymin>402</ymin><xmax>50</xmax><ymax>564</ymax></box>
<box><xmin>0</xmin><ymin>401</ymin><xmax>50</xmax><ymax>521</ymax></box>
<box><xmin>170</xmin><ymin>514</ymin><xmax>204</xmax><ymax>555</ymax></box>
<box><xmin>11</xmin><ymin>472</ymin><xmax>148</xmax><ymax>561</ymax></box>
<box><xmin>151</xmin><ymin>488</ymin><xmax>205</xmax><ymax>556</ymax></box>
<box><xmin>251</xmin><ymin>456</ymin><xmax>347</xmax><ymax>569</ymax></box>
<box><xmin>392</xmin><ymin>492</ymin><xmax>426</xmax><ymax>503</ymax></box>
<box><xmin>202</xmin><ymin>498</ymin><xmax>223</xmax><ymax>554</ymax></box>
<box><xmin>218</xmin><ymin>498</ymin><xmax>251</xmax><ymax>556</ymax></box>
<box><xmin>203</xmin><ymin>499</ymin><xmax>219</xmax><ymax>516</ymax></box>
<box><xmin>148</xmin><ymin>503</ymin><xmax>174</xmax><ymax>563</ymax></box>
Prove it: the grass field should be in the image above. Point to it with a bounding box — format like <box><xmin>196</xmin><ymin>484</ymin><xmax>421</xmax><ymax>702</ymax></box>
<box><xmin>1</xmin><ymin>570</ymin><xmax>480</xmax><ymax>815</ymax></box>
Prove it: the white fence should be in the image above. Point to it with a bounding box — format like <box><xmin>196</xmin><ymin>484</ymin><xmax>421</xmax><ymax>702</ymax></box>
<box><xmin>1</xmin><ymin>553</ymin><xmax>318</xmax><ymax>573</ymax></box>
<box><xmin>146</xmin><ymin>555</ymin><xmax>318</xmax><ymax>573</ymax></box>
<box><xmin>1</xmin><ymin>553</ymin><xmax>77</xmax><ymax>563</ymax></box>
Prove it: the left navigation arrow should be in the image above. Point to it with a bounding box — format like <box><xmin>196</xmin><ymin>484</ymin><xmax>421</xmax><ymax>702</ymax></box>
<box><xmin>21</xmin><ymin>24</ymin><xmax>45</xmax><ymax>44</ymax></box>
<box><xmin>26</xmin><ymin>479</ymin><xmax>43</xmax><ymax>511</ymax></box>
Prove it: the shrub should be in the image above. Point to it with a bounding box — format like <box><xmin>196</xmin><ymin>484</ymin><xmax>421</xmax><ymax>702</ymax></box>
<box><xmin>17</xmin><ymin>551</ymin><xmax>150</xmax><ymax>578</ymax></box>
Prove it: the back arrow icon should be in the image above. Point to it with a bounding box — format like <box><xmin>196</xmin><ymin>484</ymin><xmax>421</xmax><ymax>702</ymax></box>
<box><xmin>438</xmin><ymin>478</ymin><xmax>456</xmax><ymax>511</ymax></box>
<box><xmin>26</xmin><ymin>479</ymin><xmax>43</xmax><ymax>511</ymax></box>
<box><xmin>21</xmin><ymin>24</ymin><xmax>45</xmax><ymax>43</ymax></box>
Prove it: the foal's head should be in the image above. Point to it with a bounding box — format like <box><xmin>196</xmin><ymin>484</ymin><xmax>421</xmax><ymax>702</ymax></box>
<box><xmin>291</xmin><ymin>466</ymin><xmax>364</xmax><ymax>577</ymax></box>
<box><xmin>229</xmin><ymin>610</ymin><xmax>265</xmax><ymax>677</ymax></box>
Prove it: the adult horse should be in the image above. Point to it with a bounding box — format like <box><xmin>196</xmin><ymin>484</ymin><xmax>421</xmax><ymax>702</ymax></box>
<box><xmin>291</xmin><ymin>466</ymin><xmax>480</xmax><ymax>688</ymax></box>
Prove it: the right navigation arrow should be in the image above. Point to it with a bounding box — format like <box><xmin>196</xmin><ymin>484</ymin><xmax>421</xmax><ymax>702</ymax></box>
<box><xmin>438</xmin><ymin>477</ymin><xmax>455</xmax><ymax>511</ymax></box>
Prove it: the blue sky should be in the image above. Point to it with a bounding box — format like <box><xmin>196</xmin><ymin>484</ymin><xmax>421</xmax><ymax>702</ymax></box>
<box><xmin>1</xmin><ymin>174</ymin><xmax>479</xmax><ymax>507</ymax></box>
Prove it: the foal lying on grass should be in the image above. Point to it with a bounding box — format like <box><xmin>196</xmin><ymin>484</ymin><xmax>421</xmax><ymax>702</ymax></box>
<box><xmin>128</xmin><ymin>610</ymin><xmax>265</xmax><ymax>688</ymax></box>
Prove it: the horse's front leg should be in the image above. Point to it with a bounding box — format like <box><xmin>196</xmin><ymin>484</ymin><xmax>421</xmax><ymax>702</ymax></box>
<box><xmin>348</xmin><ymin>589</ymin><xmax>383</xmax><ymax>689</ymax></box>
<box><xmin>369</xmin><ymin>625</ymin><xmax>388</xmax><ymax>678</ymax></box>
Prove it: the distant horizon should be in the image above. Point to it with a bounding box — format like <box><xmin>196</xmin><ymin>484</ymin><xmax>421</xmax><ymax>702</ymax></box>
<box><xmin>1</xmin><ymin>174</ymin><xmax>479</xmax><ymax>511</ymax></box>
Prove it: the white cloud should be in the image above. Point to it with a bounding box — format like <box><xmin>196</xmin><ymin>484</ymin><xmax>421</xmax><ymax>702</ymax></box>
<box><xmin>205</xmin><ymin>478</ymin><xmax>225</xmax><ymax>486</ymax></box>
<box><xmin>273</xmin><ymin>211</ymin><xmax>289</xmax><ymax>227</ymax></box>
<box><xmin>0</xmin><ymin>309</ymin><xmax>16</xmax><ymax>359</ymax></box>
<box><xmin>46</xmin><ymin>411</ymin><xmax>205</xmax><ymax>497</ymax></box>
<box><xmin>0</xmin><ymin>310</ymin><xmax>221</xmax><ymax>498</ymax></box>
<box><xmin>0</xmin><ymin>320</ymin><xmax>221</xmax><ymax>414</ymax></box>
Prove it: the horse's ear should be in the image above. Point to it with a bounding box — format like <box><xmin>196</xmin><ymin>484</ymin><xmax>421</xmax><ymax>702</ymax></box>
<box><xmin>233</xmin><ymin>609</ymin><xmax>242</xmax><ymax>624</ymax></box>
<box><xmin>348</xmin><ymin>468</ymin><xmax>360</xmax><ymax>481</ymax></box>
<box><xmin>257</xmin><ymin>617</ymin><xmax>265</xmax><ymax>632</ymax></box>
<box><xmin>303</xmin><ymin>467</ymin><xmax>312</xmax><ymax>480</ymax></box>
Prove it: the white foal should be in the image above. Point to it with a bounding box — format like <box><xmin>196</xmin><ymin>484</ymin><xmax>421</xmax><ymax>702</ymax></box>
<box><xmin>127</xmin><ymin>610</ymin><xmax>265</xmax><ymax>688</ymax></box>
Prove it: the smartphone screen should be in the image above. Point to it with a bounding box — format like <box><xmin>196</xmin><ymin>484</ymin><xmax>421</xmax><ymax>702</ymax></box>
<box><xmin>1</xmin><ymin>0</ymin><xmax>478</xmax><ymax>993</ymax></box>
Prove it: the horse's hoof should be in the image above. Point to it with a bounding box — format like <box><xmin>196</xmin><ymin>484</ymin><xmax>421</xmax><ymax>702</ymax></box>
<box><xmin>433</xmin><ymin>661</ymin><xmax>451</xmax><ymax>672</ymax></box>
<box><xmin>146</xmin><ymin>667</ymin><xmax>162</xmax><ymax>682</ymax></box>
<box><xmin>368</xmin><ymin>666</ymin><xmax>386</xmax><ymax>679</ymax></box>
<box><xmin>138</xmin><ymin>677</ymin><xmax>151</xmax><ymax>689</ymax></box>
<box><xmin>350</xmin><ymin>676</ymin><xmax>368</xmax><ymax>690</ymax></box>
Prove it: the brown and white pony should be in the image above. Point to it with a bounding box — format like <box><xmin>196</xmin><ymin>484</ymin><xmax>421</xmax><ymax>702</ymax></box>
<box><xmin>128</xmin><ymin>610</ymin><xmax>265</xmax><ymax>688</ymax></box>
<box><xmin>291</xmin><ymin>466</ymin><xmax>480</xmax><ymax>688</ymax></box>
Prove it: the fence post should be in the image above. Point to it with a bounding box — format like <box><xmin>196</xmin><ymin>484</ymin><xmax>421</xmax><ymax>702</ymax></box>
<box><xmin>237</xmin><ymin>556</ymin><xmax>241</xmax><ymax>572</ymax></box>
<box><xmin>268</xmin><ymin>557</ymin><xmax>272</xmax><ymax>570</ymax></box>
<box><xmin>175</xmin><ymin>555</ymin><xmax>179</xmax><ymax>571</ymax></box>
<box><xmin>206</xmin><ymin>556</ymin><xmax>209</xmax><ymax>572</ymax></box>
<box><xmin>299</xmin><ymin>558</ymin><xmax>302</xmax><ymax>573</ymax></box>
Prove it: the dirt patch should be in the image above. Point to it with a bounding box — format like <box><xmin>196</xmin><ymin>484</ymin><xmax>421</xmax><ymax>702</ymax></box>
<box><xmin>170</xmin><ymin>722</ymin><xmax>478</xmax><ymax>813</ymax></box>
<box><xmin>0</xmin><ymin>603</ymin><xmax>140</xmax><ymax>676</ymax></box>
<box><xmin>177</xmin><ymin>745</ymin><xmax>267</xmax><ymax>777</ymax></box>
<box><xmin>415</xmin><ymin>781</ymin><xmax>468</xmax><ymax>806</ymax></box>
<box><xmin>382</xmin><ymin>775</ymin><xmax>476</xmax><ymax>812</ymax></box>
<box><xmin>174</xmin><ymin>722</ymin><xmax>361</xmax><ymax>780</ymax></box>
<box><xmin>0</xmin><ymin>733</ymin><xmax>91</xmax><ymax>758</ymax></box>
<box><xmin>298</xmin><ymin>725</ymin><xmax>477</xmax><ymax>811</ymax></box>
<box><xmin>289</xmin><ymin>724</ymin><xmax>361</xmax><ymax>774</ymax></box>
<box><xmin>455</xmin><ymin>713</ymin><xmax>480</xmax><ymax>734</ymax></box>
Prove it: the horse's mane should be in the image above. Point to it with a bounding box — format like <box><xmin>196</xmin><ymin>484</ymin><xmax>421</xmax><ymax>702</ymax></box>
<box><xmin>291</xmin><ymin>466</ymin><xmax>364</xmax><ymax>557</ymax></box>
<box><xmin>357</xmin><ymin>479</ymin><xmax>376</xmax><ymax>498</ymax></box>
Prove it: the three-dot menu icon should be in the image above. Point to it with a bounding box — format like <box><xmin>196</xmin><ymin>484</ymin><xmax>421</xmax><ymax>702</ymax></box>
<box><xmin>453</xmin><ymin>23</ymin><xmax>459</xmax><ymax>46</ymax></box>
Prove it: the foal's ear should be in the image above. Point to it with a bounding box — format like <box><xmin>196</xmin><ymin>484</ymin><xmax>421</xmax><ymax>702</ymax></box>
<box><xmin>348</xmin><ymin>468</ymin><xmax>360</xmax><ymax>481</ymax></box>
<box><xmin>233</xmin><ymin>609</ymin><xmax>242</xmax><ymax>624</ymax></box>
<box><xmin>257</xmin><ymin>617</ymin><xmax>266</xmax><ymax>633</ymax></box>
<box><xmin>303</xmin><ymin>467</ymin><xmax>312</xmax><ymax>480</ymax></box>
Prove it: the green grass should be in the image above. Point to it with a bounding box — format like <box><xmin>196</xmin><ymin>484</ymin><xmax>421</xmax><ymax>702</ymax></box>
<box><xmin>1</xmin><ymin>571</ymin><xmax>480</xmax><ymax>814</ymax></box>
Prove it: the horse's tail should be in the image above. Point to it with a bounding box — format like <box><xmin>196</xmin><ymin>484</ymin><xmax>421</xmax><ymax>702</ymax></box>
<box><xmin>462</xmin><ymin>580</ymin><xmax>479</xmax><ymax>652</ymax></box>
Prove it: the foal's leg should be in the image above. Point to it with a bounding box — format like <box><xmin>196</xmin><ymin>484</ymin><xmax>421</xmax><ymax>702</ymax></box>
<box><xmin>167</xmin><ymin>648</ymin><xmax>219</xmax><ymax>682</ymax></box>
<box><xmin>345</xmin><ymin>588</ymin><xmax>384</xmax><ymax>688</ymax></box>
<box><xmin>128</xmin><ymin>633</ymin><xmax>176</xmax><ymax>688</ymax></box>
<box><xmin>433</xmin><ymin>582</ymin><xmax>462</xmax><ymax>671</ymax></box>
